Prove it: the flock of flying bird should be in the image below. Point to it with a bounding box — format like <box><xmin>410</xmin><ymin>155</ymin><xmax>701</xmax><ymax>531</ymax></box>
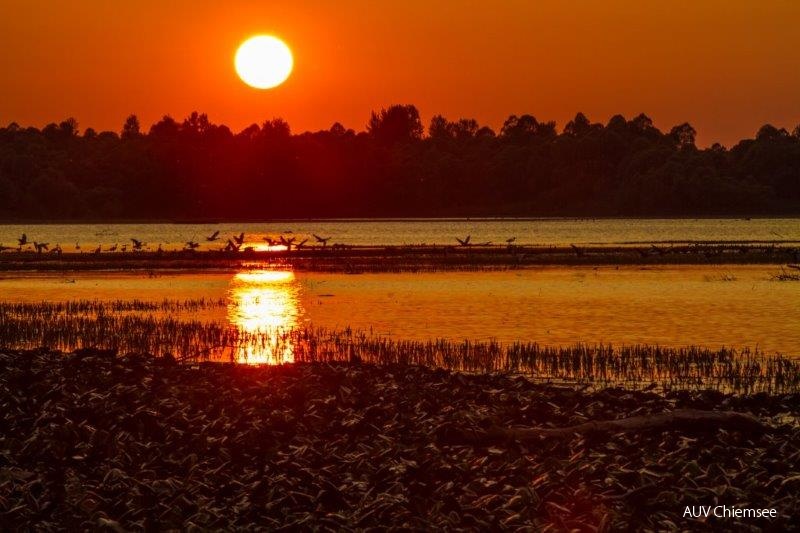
<box><xmin>1</xmin><ymin>231</ymin><xmax>516</xmax><ymax>255</ymax></box>
<box><xmin>2</xmin><ymin>232</ymin><xmax>796</xmax><ymax>261</ymax></box>
<box><xmin>0</xmin><ymin>231</ymin><xmax>337</xmax><ymax>254</ymax></box>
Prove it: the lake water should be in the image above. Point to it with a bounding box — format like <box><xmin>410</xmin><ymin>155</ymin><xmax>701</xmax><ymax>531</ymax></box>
<box><xmin>1</xmin><ymin>218</ymin><xmax>799</xmax><ymax>253</ymax></box>
<box><xmin>1</xmin><ymin>265</ymin><xmax>797</xmax><ymax>358</ymax></box>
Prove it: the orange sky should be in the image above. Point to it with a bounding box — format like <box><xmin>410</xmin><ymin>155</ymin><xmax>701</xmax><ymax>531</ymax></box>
<box><xmin>1</xmin><ymin>0</ymin><xmax>799</xmax><ymax>146</ymax></box>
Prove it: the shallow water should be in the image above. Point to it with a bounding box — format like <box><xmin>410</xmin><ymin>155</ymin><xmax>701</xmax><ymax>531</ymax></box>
<box><xmin>1</xmin><ymin>218</ymin><xmax>799</xmax><ymax>253</ymax></box>
<box><xmin>1</xmin><ymin>265</ymin><xmax>798</xmax><ymax>356</ymax></box>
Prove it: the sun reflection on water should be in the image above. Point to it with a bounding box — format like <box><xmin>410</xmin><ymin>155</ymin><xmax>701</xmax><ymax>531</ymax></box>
<box><xmin>227</xmin><ymin>270</ymin><xmax>300</xmax><ymax>364</ymax></box>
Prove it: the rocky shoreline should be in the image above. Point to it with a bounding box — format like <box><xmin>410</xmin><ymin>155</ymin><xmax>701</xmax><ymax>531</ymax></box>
<box><xmin>2</xmin><ymin>349</ymin><xmax>799</xmax><ymax>530</ymax></box>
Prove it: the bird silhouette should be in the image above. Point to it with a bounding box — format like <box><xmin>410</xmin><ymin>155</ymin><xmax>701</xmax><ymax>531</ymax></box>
<box><xmin>313</xmin><ymin>234</ymin><xmax>331</xmax><ymax>246</ymax></box>
<box><xmin>295</xmin><ymin>238</ymin><xmax>309</xmax><ymax>249</ymax></box>
<box><xmin>263</xmin><ymin>237</ymin><xmax>277</xmax><ymax>246</ymax></box>
<box><xmin>50</xmin><ymin>244</ymin><xmax>62</xmax><ymax>255</ymax></box>
<box><xmin>206</xmin><ymin>230</ymin><xmax>220</xmax><ymax>242</ymax></box>
<box><xmin>570</xmin><ymin>244</ymin><xmax>584</xmax><ymax>257</ymax></box>
<box><xmin>131</xmin><ymin>238</ymin><xmax>144</xmax><ymax>251</ymax></box>
<box><xmin>279</xmin><ymin>235</ymin><xmax>297</xmax><ymax>250</ymax></box>
<box><xmin>185</xmin><ymin>240</ymin><xmax>200</xmax><ymax>250</ymax></box>
<box><xmin>233</xmin><ymin>232</ymin><xmax>245</xmax><ymax>246</ymax></box>
<box><xmin>17</xmin><ymin>233</ymin><xmax>28</xmax><ymax>246</ymax></box>
<box><xmin>506</xmin><ymin>237</ymin><xmax>516</xmax><ymax>244</ymax></box>
<box><xmin>456</xmin><ymin>235</ymin><xmax>471</xmax><ymax>246</ymax></box>
<box><xmin>224</xmin><ymin>239</ymin><xmax>241</xmax><ymax>252</ymax></box>
<box><xmin>108</xmin><ymin>244</ymin><xmax>118</xmax><ymax>252</ymax></box>
<box><xmin>94</xmin><ymin>245</ymin><xmax>102</xmax><ymax>254</ymax></box>
<box><xmin>33</xmin><ymin>242</ymin><xmax>49</xmax><ymax>254</ymax></box>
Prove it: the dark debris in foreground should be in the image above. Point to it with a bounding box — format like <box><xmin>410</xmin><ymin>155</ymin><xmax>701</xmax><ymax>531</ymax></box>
<box><xmin>1</xmin><ymin>349</ymin><xmax>799</xmax><ymax>531</ymax></box>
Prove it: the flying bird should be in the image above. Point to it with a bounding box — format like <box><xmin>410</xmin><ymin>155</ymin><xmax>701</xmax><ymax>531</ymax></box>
<box><xmin>131</xmin><ymin>238</ymin><xmax>145</xmax><ymax>250</ymax></box>
<box><xmin>206</xmin><ymin>230</ymin><xmax>220</xmax><ymax>242</ymax></box>
<box><xmin>279</xmin><ymin>235</ymin><xmax>297</xmax><ymax>250</ymax></box>
<box><xmin>313</xmin><ymin>234</ymin><xmax>331</xmax><ymax>247</ymax></box>
<box><xmin>108</xmin><ymin>244</ymin><xmax>118</xmax><ymax>252</ymax></box>
<box><xmin>456</xmin><ymin>235</ymin><xmax>471</xmax><ymax>246</ymax></box>
<box><xmin>33</xmin><ymin>242</ymin><xmax>49</xmax><ymax>253</ymax></box>
<box><xmin>17</xmin><ymin>233</ymin><xmax>28</xmax><ymax>246</ymax></box>
<box><xmin>263</xmin><ymin>237</ymin><xmax>277</xmax><ymax>246</ymax></box>
<box><xmin>506</xmin><ymin>237</ymin><xmax>516</xmax><ymax>245</ymax></box>
<box><xmin>185</xmin><ymin>240</ymin><xmax>200</xmax><ymax>250</ymax></box>
<box><xmin>224</xmin><ymin>239</ymin><xmax>241</xmax><ymax>252</ymax></box>
<box><xmin>233</xmin><ymin>232</ymin><xmax>245</xmax><ymax>246</ymax></box>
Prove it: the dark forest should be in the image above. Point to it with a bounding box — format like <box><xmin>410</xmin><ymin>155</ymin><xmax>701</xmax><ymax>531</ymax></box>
<box><xmin>1</xmin><ymin>105</ymin><xmax>799</xmax><ymax>220</ymax></box>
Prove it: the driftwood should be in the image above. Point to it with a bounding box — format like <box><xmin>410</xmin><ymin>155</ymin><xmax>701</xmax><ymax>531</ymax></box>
<box><xmin>445</xmin><ymin>409</ymin><xmax>767</xmax><ymax>445</ymax></box>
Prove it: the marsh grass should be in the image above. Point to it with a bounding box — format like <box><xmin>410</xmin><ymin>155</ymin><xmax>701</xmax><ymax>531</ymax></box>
<box><xmin>1</xmin><ymin>299</ymin><xmax>798</xmax><ymax>394</ymax></box>
<box><xmin>771</xmin><ymin>267</ymin><xmax>800</xmax><ymax>281</ymax></box>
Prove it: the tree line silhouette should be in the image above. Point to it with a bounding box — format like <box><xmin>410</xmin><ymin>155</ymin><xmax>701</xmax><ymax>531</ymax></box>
<box><xmin>1</xmin><ymin>105</ymin><xmax>799</xmax><ymax>220</ymax></box>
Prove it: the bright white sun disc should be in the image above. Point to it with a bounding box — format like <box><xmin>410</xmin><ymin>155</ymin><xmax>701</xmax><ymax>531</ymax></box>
<box><xmin>235</xmin><ymin>35</ymin><xmax>293</xmax><ymax>89</ymax></box>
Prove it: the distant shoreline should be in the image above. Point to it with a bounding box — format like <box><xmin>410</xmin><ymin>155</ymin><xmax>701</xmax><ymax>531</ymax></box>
<box><xmin>1</xmin><ymin>244</ymin><xmax>797</xmax><ymax>272</ymax></box>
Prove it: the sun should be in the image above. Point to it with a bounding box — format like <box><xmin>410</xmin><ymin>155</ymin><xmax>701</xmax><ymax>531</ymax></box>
<box><xmin>235</xmin><ymin>35</ymin><xmax>293</xmax><ymax>89</ymax></box>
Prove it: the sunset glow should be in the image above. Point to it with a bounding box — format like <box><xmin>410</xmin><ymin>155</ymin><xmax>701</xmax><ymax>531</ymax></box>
<box><xmin>2</xmin><ymin>2</ymin><xmax>800</xmax><ymax>528</ymax></box>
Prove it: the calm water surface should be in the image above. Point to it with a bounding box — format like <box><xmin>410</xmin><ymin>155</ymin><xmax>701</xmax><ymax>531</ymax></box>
<box><xmin>1</xmin><ymin>218</ymin><xmax>799</xmax><ymax>253</ymax></box>
<box><xmin>1</xmin><ymin>265</ymin><xmax>797</xmax><ymax>358</ymax></box>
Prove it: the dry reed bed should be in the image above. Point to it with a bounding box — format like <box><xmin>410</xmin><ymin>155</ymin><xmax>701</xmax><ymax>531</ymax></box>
<box><xmin>1</xmin><ymin>301</ymin><xmax>799</xmax><ymax>394</ymax></box>
<box><xmin>0</xmin><ymin>298</ymin><xmax>226</xmax><ymax>317</ymax></box>
<box><xmin>1</xmin><ymin>349</ymin><xmax>798</xmax><ymax>530</ymax></box>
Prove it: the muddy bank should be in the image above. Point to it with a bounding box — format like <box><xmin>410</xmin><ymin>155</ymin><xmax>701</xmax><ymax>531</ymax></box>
<box><xmin>1</xmin><ymin>349</ymin><xmax>798</xmax><ymax>530</ymax></box>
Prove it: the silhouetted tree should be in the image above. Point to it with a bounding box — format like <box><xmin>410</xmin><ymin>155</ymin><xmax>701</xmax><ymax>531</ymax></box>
<box><xmin>149</xmin><ymin>115</ymin><xmax>179</xmax><ymax>138</ymax></box>
<box><xmin>630</xmin><ymin>113</ymin><xmax>655</xmax><ymax>132</ymax></box>
<box><xmin>261</xmin><ymin>118</ymin><xmax>291</xmax><ymax>140</ymax></box>
<box><xmin>756</xmin><ymin>124</ymin><xmax>789</xmax><ymax>141</ymax></box>
<box><xmin>60</xmin><ymin>118</ymin><xmax>79</xmax><ymax>137</ymax></box>
<box><xmin>452</xmin><ymin>119</ymin><xmax>479</xmax><ymax>140</ymax></box>
<box><xmin>670</xmin><ymin>123</ymin><xmax>697</xmax><ymax>150</ymax></box>
<box><xmin>121</xmin><ymin>114</ymin><xmax>141</xmax><ymax>139</ymax></box>
<box><xmin>500</xmin><ymin>114</ymin><xmax>539</xmax><ymax>142</ymax></box>
<box><xmin>0</xmin><ymin>108</ymin><xmax>798</xmax><ymax>220</ymax></box>
<box><xmin>476</xmin><ymin>126</ymin><xmax>496</xmax><ymax>138</ymax></box>
<box><xmin>367</xmin><ymin>104</ymin><xmax>423</xmax><ymax>144</ymax></box>
<box><xmin>329</xmin><ymin>122</ymin><xmax>354</xmax><ymax>137</ymax></box>
<box><xmin>428</xmin><ymin>114</ymin><xmax>450</xmax><ymax>140</ymax></box>
<box><xmin>564</xmin><ymin>112</ymin><xmax>592</xmax><ymax>136</ymax></box>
